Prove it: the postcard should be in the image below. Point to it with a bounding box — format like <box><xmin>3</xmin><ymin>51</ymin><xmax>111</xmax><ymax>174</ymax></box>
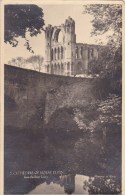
<box><xmin>0</xmin><ymin>0</ymin><xmax>124</xmax><ymax>194</ymax></box>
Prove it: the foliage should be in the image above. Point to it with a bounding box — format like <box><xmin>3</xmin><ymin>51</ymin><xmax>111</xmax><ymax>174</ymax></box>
<box><xmin>8</xmin><ymin>57</ymin><xmax>25</xmax><ymax>68</ymax></box>
<box><xmin>96</xmin><ymin>94</ymin><xmax>121</xmax><ymax>128</ymax></box>
<box><xmin>73</xmin><ymin>94</ymin><xmax>121</xmax><ymax>132</ymax></box>
<box><xmin>88</xmin><ymin>46</ymin><xmax>116</xmax><ymax>75</ymax></box>
<box><xmin>83</xmin><ymin>4</ymin><xmax>122</xmax><ymax>81</ymax></box>
<box><xmin>74</xmin><ymin>94</ymin><xmax>121</xmax><ymax>175</ymax></box>
<box><xmin>8</xmin><ymin>55</ymin><xmax>44</xmax><ymax>72</ymax></box>
<box><xmin>83</xmin><ymin>4</ymin><xmax>122</xmax><ymax>50</ymax></box>
<box><xmin>4</xmin><ymin>5</ymin><xmax>45</xmax><ymax>52</ymax></box>
<box><xmin>88</xmin><ymin>45</ymin><xmax>122</xmax><ymax>80</ymax></box>
<box><xmin>26</xmin><ymin>55</ymin><xmax>44</xmax><ymax>72</ymax></box>
<box><xmin>83</xmin><ymin>176</ymin><xmax>121</xmax><ymax>194</ymax></box>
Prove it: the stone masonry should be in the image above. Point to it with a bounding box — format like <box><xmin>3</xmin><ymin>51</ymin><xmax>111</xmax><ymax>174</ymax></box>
<box><xmin>45</xmin><ymin>17</ymin><xmax>99</xmax><ymax>76</ymax></box>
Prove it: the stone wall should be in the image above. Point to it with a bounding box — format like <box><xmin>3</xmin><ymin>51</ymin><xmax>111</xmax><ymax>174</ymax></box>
<box><xmin>5</xmin><ymin>65</ymin><xmax>110</xmax><ymax>129</ymax></box>
<box><xmin>44</xmin><ymin>17</ymin><xmax>101</xmax><ymax>76</ymax></box>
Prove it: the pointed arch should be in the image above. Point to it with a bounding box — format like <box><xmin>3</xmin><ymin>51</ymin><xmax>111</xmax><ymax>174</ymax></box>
<box><xmin>54</xmin><ymin>63</ymin><xmax>57</xmax><ymax>74</ymax></box>
<box><xmin>58</xmin><ymin>63</ymin><xmax>60</xmax><ymax>75</ymax></box>
<box><xmin>71</xmin><ymin>63</ymin><xmax>73</xmax><ymax>71</ymax></box>
<box><xmin>67</xmin><ymin>62</ymin><xmax>70</xmax><ymax>70</ymax></box>
<box><xmin>58</xmin><ymin>47</ymin><xmax>60</xmax><ymax>60</ymax></box>
<box><xmin>47</xmin><ymin>64</ymin><xmax>49</xmax><ymax>73</ymax></box>
<box><xmin>61</xmin><ymin>63</ymin><xmax>64</xmax><ymax>75</ymax></box>
<box><xmin>80</xmin><ymin>47</ymin><xmax>83</xmax><ymax>58</ymax></box>
<box><xmin>51</xmin><ymin>64</ymin><xmax>54</xmax><ymax>74</ymax></box>
<box><xmin>54</xmin><ymin>48</ymin><xmax>57</xmax><ymax>60</ymax></box>
<box><xmin>76</xmin><ymin>46</ymin><xmax>78</xmax><ymax>59</ymax></box>
<box><xmin>61</xmin><ymin>47</ymin><xmax>63</xmax><ymax>59</ymax></box>
<box><xmin>51</xmin><ymin>48</ymin><xmax>53</xmax><ymax>60</ymax></box>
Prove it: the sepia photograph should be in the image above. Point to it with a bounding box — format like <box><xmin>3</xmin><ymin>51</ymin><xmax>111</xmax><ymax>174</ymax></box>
<box><xmin>1</xmin><ymin>0</ymin><xmax>123</xmax><ymax>194</ymax></box>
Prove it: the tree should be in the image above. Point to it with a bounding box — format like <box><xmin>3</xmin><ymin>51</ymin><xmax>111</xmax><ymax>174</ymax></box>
<box><xmin>26</xmin><ymin>55</ymin><xmax>44</xmax><ymax>72</ymax></box>
<box><xmin>83</xmin><ymin>4</ymin><xmax>122</xmax><ymax>79</ymax></box>
<box><xmin>83</xmin><ymin>4</ymin><xmax>122</xmax><ymax>50</ymax></box>
<box><xmin>88</xmin><ymin>46</ymin><xmax>115</xmax><ymax>76</ymax></box>
<box><xmin>8</xmin><ymin>57</ymin><xmax>25</xmax><ymax>68</ymax></box>
<box><xmin>83</xmin><ymin>176</ymin><xmax>121</xmax><ymax>194</ymax></box>
<box><xmin>4</xmin><ymin>5</ymin><xmax>45</xmax><ymax>52</ymax></box>
<box><xmin>74</xmin><ymin>94</ymin><xmax>121</xmax><ymax>175</ymax></box>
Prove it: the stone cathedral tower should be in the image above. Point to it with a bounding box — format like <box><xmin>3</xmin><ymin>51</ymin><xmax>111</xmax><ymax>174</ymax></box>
<box><xmin>45</xmin><ymin>17</ymin><xmax>99</xmax><ymax>76</ymax></box>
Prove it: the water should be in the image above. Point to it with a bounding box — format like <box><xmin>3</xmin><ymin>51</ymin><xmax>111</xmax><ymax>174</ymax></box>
<box><xmin>29</xmin><ymin>174</ymin><xmax>89</xmax><ymax>194</ymax></box>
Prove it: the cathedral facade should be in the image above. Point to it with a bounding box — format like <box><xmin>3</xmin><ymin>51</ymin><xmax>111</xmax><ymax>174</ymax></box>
<box><xmin>45</xmin><ymin>17</ymin><xmax>99</xmax><ymax>76</ymax></box>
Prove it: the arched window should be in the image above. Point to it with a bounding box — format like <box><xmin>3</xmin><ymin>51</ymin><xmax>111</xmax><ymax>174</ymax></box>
<box><xmin>61</xmin><ymin>47</ymin><xmax>63</xmax><ymax>59</ymax></box>
<box><xmin>47</xmin><ymin>65</ymin><xmax>49</xmax><ymax>72</ymax></box>
<box><xmin>88</xmin><ymin>48</ymin><xmax>90</xmax><ymax>59</ymax></box>
<box><xmin>67</xmin><ymin>62</ymin><xmax>70</xmax><ymax>70</ymax></box>
<box><xmin>51</xmin><ymin>49</ymin><xmax>53</xmax><ymax>60</ymax></box>
<box><xmin>61</xmin><ymin>63</ymin><xmax>63</xmax><ymax>75</ymax></box>
<box><xmin>58</xmin><ymin>47</ymin><xmax>60</xmax><ymax>60</ymax></box>
<box><xmin>51</xmin><ymin>64</ymin><xmax>54</xmax><ymax>74</ymax></box>
<box><xmin>61</xmin><ymin>63</ymin><xmax>63</xmax><ymax>70</ymax></box>
<box><xmin>91</xmin><ymin>48</ymin><xmax>94</xmax><ymax>57</ymax></box>
<box><xmin>47</xmin><ymin>31</ymin><xmax>49</xmax><ymax>38</ymax></box>
<box><xmin>54</xmin><ymin>64</ymin><xmax>57</xmax><ymax>74</ymax></box>
<box><xmin>76</xmin><ymin>47</ymin><xmax>78</xmax><ymax>59</ymax></box>
<box><xmin>54</xmin><ymin>48</ymin><xmax>57</xmax><ymax>60</ymax></box>
<box><xmin>80</xmin><ymin>47</ymin><xmax>83</xmax><ymax>58</ymax></box>
<box><xmin>58</xmin><ymin>63</ymin><xmax>60</xmax><ymax>75</ymax></box>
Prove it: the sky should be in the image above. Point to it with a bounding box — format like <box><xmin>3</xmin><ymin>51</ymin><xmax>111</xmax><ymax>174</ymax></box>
<box><xmin>4</xmin><ymin>4</ymin><xmax>107</xmax><ymax>64</ymax></box>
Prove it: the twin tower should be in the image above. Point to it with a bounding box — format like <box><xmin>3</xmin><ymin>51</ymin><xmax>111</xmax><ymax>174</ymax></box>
<box><xmin>45</xmin><ymin>17</ymin><xmax>99</xmax><ymax>76</ymax></box>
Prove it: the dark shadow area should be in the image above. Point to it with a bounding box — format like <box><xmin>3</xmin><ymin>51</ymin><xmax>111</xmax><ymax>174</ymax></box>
<box><xmin>4</xmin><ymin>65</ymin><xmax>121</xmax><ymax>194</ymax></box>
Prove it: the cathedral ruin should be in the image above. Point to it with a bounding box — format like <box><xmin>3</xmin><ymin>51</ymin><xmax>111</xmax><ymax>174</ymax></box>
<box><xmin>45</xmin><ymin>17</ymin><xmax>100</xmax><ymax>76</ymax></box>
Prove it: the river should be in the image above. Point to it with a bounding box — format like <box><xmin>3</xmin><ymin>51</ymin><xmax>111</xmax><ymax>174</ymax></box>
<box><xmin>29</xmin><ymin>174</ymin><xmax>89</xmax><ymax>194</ymax></box>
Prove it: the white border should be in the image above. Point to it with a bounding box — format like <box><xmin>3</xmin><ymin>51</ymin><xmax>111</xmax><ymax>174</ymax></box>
<box><xmin>0</xmin><ymin>1</ymin><xmax>124</xmax><ymax>194</ymax></box>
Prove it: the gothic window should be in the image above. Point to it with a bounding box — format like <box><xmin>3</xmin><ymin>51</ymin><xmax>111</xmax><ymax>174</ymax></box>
<box><xmin>58</xmin><ymin>31</ymin><xmax>63</xmax><ymax>43</ymax></box>
<box><xmin>61</xmin><ymin>47</ymin><xmax>63</xmax><ymax>59</ymax></box>
<box><xmin>62</xmin><ymin>63</ymin><xmax>64</xmax><ymax>69</ymax></box>
<box><xmin>63</xmin><ymin>37</ymin><xmax>65</xmax><ymax>43</ymax></box>
<box><xmin>67</xmin><ymin>25</ymin><xmax>70</xmax><ymax>33</ymax></box>
<box><xmin>58</xmin><ymin>47</ymin><xmax>60</xmax><ymax>60</ymax></box>
<box><xmin>91</xmin><ymin>48</ymin><xmax>94</xmax><ymax>57</ymax></box>
<box><xmin>54</xmin><ymin>48</ymin><xmax>57</xmax><ymax>60</ymax></box>
<box><xmin>76</xmin><ymin>47</ymin><xmax>78</xmax><ymax>59</ymax></box>
<box><xmin>58</xmin><ymin>63</ymin><xmax>60</xmax><ymax>75</ymax></box>
<box><xmin>88</xmin><ymin>48</ymin><xmax>90</xmax><ymax>59</ymax></box>
<box><xmin>51</xmin><ymin>64</ymin><xmax>54</xmax><ymax>74</ymax></box>
<box><xmin>47</xmin><ymin>65</ymin><xmax>49</xmax><ymax>72</ymax></box>
<box><xmin>61</xmin><ymin>63</ymin><xmax>63</xmax><ymax>75</ymax></box>
<box><xmin>80</xmin><ymin>47</ymin><xmax>83</xmax><ymax>58</ymax></box>
<box><xmin>47</xmin><ymin>31</ymin><xmax>49</xmax><ymax>38</ymax></box>
<box><xmin>67</xmin><ymin>62</ymin><xmax>70</xmax><ymax>70</ymax></box>
<box><xmin>51</xmin><ymin>49</ymin><xmax>53</xmax><ymax>60</ymax></box>
<box><xmin>54</xmin><ymin>64</ymin><xmax>57</xmax><ymax>74</ymax></box>
<box><xmin>58</xmin><ymin>64</ymin><xmax>60</xmax><ymax>69</ymax></box>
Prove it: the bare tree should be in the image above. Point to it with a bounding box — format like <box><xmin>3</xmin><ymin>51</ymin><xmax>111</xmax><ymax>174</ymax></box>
<box><xmin>8</xmin><ymin>57</ymin><xmax>25</xmax><ymax>68</ymax></box>
<box><xmin>26</xmin><ymin>55</ymin><xmax>44</xmax><ymax>72</ymax></box>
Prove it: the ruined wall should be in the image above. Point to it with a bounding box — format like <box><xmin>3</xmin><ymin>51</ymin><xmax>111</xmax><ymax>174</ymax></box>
<box><xmin>5</xmin><ymin>65</ymin><xmax>110</xmax><ymax>129</ymax></box>
<box><xmin>45</xmin><ymin>17</ymin><xmax>76</xmax><ymax>76</ymax></box>
<box><xmin>45</xmin><ymin>17</ymin><xmax>101</xmax><ymax>76</ymax></box>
